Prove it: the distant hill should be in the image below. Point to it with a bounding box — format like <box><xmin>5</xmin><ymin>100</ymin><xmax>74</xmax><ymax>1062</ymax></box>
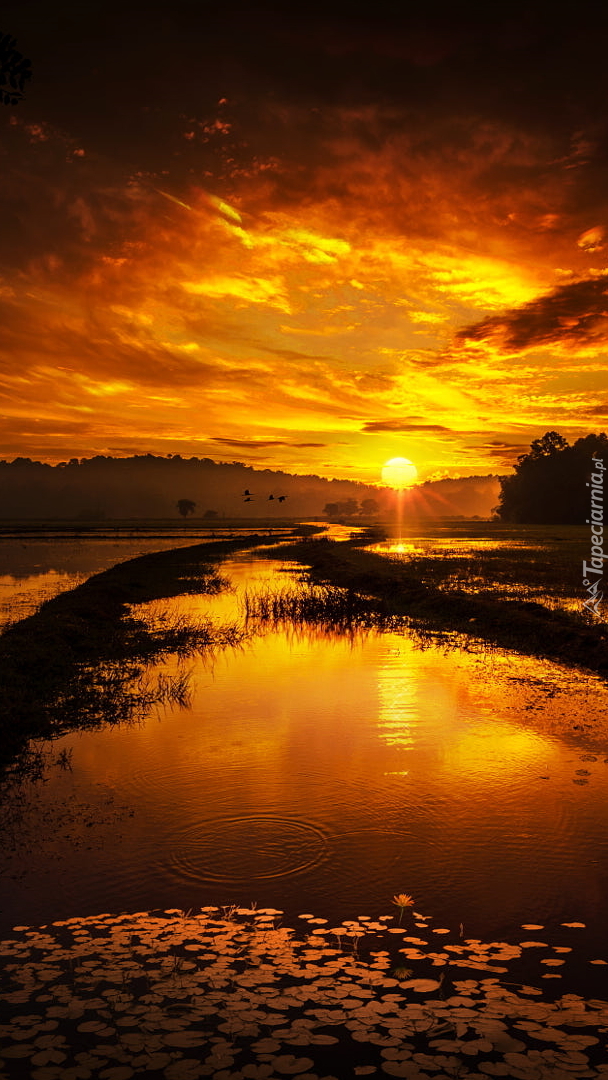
<box><xmin>402</xmin><ymin>475</ymin><xmax>501</xmax><ymax>520</ymax></box>
<box><xmin>0</xmin><ymin>455</ymin><xmax>500</xmax><ymax>520</ymax></box>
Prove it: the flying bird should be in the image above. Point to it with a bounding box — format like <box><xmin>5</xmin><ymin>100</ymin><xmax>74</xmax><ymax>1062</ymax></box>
<box><xmin>277</xmin><ymin>495</ymin><xmax>287</xmax><ymax>503</ymax></box>
<box><xmin>268</xmin><ymin>494</ymin><xmax>275</xmax><ymax>500</ymax></box>
<box><xmin>242</xmin><ymin>489</ymin><xmax>254</xmax><ymax>496</ymax></box>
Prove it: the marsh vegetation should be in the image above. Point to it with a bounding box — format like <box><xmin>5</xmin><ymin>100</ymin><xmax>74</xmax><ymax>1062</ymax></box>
<box><xmin>265</xmin><ymin>530</ymin><xmax>607</xmax><ymax>679</ymax></box>
<box><xmin>0</xmin><ymin>534</ymin><xmax>285</xmax><ymax>769</ymax></box>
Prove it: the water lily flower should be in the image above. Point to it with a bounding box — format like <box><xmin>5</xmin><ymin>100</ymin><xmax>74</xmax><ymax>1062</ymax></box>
<box><xmin>392</xmin><ymin>893</ymin><xmax>415</xmax><ymax>909</ymax></box>
<box><xmin>392</xmin><ymin>893</ymin><xmax>415</xmax><ymax>923</ymax></box>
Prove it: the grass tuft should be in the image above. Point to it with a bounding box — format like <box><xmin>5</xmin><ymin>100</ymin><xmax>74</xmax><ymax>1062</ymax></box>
<box><xmin>0</xmin><ymin>535</ymin><xmax>284</xmax><ymax>773</ymax></box>
<box><xmin>265</xmin><ymin>534</ymin><xmax>608</xmax><ymax>679</ymax></box>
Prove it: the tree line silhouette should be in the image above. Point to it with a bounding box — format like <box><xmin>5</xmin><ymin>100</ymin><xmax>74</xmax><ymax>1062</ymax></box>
<box><xmin>495</xmin><ymin>431</ymin><xmax>608</xmax><ymax>523</ymax></box>
<box><xmin>323</xmin><ymin>498</ymin><xmax>380</xmax><ymax>519</ymax></box>
<box><xmin>0</xmin><ymin>454</ymin><xmax>391</xmax><ymax>520</ymax></box>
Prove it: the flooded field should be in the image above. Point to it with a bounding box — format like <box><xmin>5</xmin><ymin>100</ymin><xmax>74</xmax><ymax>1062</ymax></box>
<box><xmin>0</xmin><ymin>526</ymin><xmax>295</xmax><ymax>632</ymax></box>
<box><xmin>2</xmin><ymin>547</ymin><xmax>607</xmax><ymax>957</ymax></box>
<box><xmin>2</xmin><ymin>529</ymin><xmax>608</xmax><ymax>1077</ymax></box>
<box><xmin>364</xmin><ymin>523</ymin><xmax>590</xmax><ymax>618</ymax></box>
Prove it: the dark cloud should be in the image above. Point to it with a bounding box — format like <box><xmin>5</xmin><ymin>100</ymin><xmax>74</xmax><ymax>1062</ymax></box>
<box><xmin>457</xmin><ymin>276</ymin><xmax>608</xmax><ymax>351</ymax></box>
<box><xmin>3</xmin><ymin>3</ymin><xmax>608</xmax><ymax>274</ymax></box>
<box><xmin>472</xmin><ymin>441</ymin><xmax>531</xmax><ymax>458</ymax></box>
<box><xmin>0</xmin><ymin>417</ymin><xmax>91</xmax><ymax>436</ymax></box>
<box><xmin>5</xmin><ymin>0</ymin><xmax>608</xmax><ymax>187</ymax></box>
<box><xmin>362</xmin><ymin>420</ymin><xmax>451</xmax><ymax>433</ymax></box>
<box><xmin>211</xmin><ymin>438</ymin><xmax>326</xmax><ymax>448</ymax></box>
<box><xmin>0</xmin><ymin>117</ymin><xmax>151</xmax><ymax>275</ymax></box>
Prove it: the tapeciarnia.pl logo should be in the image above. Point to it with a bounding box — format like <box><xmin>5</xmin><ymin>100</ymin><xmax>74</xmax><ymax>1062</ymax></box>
<box><xmin>582</xmin><ymin>455</ymin><xmax>605</xmax><ymax>616</ymax></box>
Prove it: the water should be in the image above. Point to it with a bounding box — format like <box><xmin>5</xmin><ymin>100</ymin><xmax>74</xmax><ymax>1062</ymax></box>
<box><xmin>0</xmin><ymin>527</ymin><xmax>293</xmax><ymax>630</ymax></box>
<box><xmin>364</xmin><ymin>522</ymin><xmax>590</xmax><ymax>617</ymax></box>
<box><xmin>2</xmin><ymin>550</ymin><xmax>608</xmax><ymax>967</ymax></box>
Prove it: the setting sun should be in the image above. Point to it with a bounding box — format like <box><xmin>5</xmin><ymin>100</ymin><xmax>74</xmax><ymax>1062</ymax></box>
<box><xmin>381</xmin><ymin>457</ymin><xmax>418</xmax><ymax>489</ymax></box>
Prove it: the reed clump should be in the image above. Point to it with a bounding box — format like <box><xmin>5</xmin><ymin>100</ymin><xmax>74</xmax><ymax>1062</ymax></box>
<box><xmin>242</xmin><ymin>581</ymin><xmax>398</xmax><ymax>631</ymax></box>
<box><xmin>266</xmin><ymin>535</ymin><xmax>608</xmax><ymax>679</ymax></box>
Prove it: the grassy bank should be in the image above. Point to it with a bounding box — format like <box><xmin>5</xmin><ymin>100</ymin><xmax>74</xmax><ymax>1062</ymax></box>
<box><xmin>369</xmin><ymin>522</ymin><xmax>591</xmax><ymax>613</ymax></box>
<box><xmin>263</xmin><ymin>535</ymin><xmax>608</xmax><ymax>679</ymax></box>
<box><xmin>0</xmin><ymin>531</ymin><xmax>310</xmax><ymax>771</ymax></box>
<box><xmin>2</xmin><ymin>523</ymin><xmax>605</xmax><ymax>772</ymax></box>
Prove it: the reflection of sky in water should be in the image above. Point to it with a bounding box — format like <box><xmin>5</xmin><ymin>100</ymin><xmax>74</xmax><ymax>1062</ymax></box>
<box><xmin>2</xmin><ymin>554</ymin><xmax>608</xmax><ymax>954</ymax></box>
<box><xmin>0</xmin><ymin>530</ymin><xmax>295</xmax><ymax>631</ymax></box>
<box><xmin>0</xmin><ymin>569</ymin><xmax>89</xmax><ymax>631</ymax></box>
<box><xmin>367</xmin><ymin>538</ymin><xmax>547</xmax><ymax>556</ymax></box>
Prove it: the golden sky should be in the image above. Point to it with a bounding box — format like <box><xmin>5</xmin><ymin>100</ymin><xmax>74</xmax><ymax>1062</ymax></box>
<box><xmin>1</xmin><ymin>2</ymin><xmax>607</xmax><ymax>484</ymax></box>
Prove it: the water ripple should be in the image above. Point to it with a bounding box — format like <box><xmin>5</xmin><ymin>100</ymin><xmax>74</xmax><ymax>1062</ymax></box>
<box><xmin>165</xmin><ymin>814</ymin><xmax>331</xmax><ymax>886</ymax></box>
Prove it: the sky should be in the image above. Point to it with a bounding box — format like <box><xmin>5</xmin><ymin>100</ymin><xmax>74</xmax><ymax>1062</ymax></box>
<box><xmin>1</xmin><ymin>0</ymin><xmax>608</xmax><ymax>485</ymax></box>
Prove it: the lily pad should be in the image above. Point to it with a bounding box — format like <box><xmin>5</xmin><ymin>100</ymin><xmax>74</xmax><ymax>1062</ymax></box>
<box><xmin>270</xmin><ymin>1055</ymin><xmax>315</xmax><ymax>1074</ymax></box>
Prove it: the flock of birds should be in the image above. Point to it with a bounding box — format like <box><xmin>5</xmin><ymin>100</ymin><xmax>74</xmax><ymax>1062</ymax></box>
<box><xmin>241</xmin><ymin>489</ymin><xmax>288</xmax><ymax>503</ymax></box>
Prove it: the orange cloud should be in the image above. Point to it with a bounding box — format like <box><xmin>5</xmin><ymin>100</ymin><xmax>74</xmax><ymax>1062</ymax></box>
<box><xmin>2</xmin><ymin>84</ymin><xmax>608</xmax><ymax>481</ymax></box>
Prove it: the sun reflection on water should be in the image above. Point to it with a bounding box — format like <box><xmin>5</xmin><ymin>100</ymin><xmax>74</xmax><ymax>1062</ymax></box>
<box><xmin>3</xmin><ymin>553</ymin><xmax>608</xmax><ymax>946</ymax></box>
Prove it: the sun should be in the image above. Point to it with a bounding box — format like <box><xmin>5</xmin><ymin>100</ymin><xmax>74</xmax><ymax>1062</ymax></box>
<box><xmin>381</xmin><ymin>457</ymin><xmax>418</xmax><ymax>489</ymax></box>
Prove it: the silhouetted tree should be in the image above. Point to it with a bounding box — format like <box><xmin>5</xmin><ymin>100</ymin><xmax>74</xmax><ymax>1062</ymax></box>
<box><xmin>526</xmin><ymin>431</ymin><xmax>570</xmax><ymax>459</ymax></box>
<box><xmin>323</xmin><ymin>498</ymin><xmax>359</xmax><ymax>518</ymax></box>
<box><xmin>0</xmin><ymin>31</ymin><xmax>32</xmax><ymax>105</ymax></box>
<box><xmin>496</xmin><ymin>431</ymin><xmax>608</xmax><ymax>523</ymax></box>
<box><xmin>360</xmin><ymin>497</ymin><xmax>380</xmax><ymax>516</ymax></box>
<box><xmin>203</xmin><ymin>509</ymin><xmax>218</xmax><ymax>520</ymax></box>
<box><xmin>176</xmin><ymin>498</ymin><xmax>196</xmax><ymax>518</ymax></box>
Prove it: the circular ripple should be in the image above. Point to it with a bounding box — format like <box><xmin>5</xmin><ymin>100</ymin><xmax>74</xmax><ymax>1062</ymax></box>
<box><xmin>166</xmin><ymin>814</ymin><xmax>330</xmax><ymax>886</ymax></box>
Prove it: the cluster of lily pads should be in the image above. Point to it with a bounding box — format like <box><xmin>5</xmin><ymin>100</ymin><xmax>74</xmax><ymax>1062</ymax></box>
<box><xmin>0</xmin><ymin>904</ymin><xmax>607</xmax><ymax>1080</ymax></box>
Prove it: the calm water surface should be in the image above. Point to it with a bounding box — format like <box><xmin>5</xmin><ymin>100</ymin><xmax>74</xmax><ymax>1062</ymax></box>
<box><xmin>2</xmin><ymin>549</ymin><xmax>608</xmax><ymax>963</ymax></box>
<box><xmin>0</xmin><ymin>527</ymin><xmax>291</xmax><ymax>630</ymax></box>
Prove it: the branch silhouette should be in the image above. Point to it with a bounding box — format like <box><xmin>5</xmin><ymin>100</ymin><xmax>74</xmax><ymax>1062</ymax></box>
<box><xmin>0</xmin><ymin>30</ymin><xmax>32</xmax><ymax>105</ymax></box>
